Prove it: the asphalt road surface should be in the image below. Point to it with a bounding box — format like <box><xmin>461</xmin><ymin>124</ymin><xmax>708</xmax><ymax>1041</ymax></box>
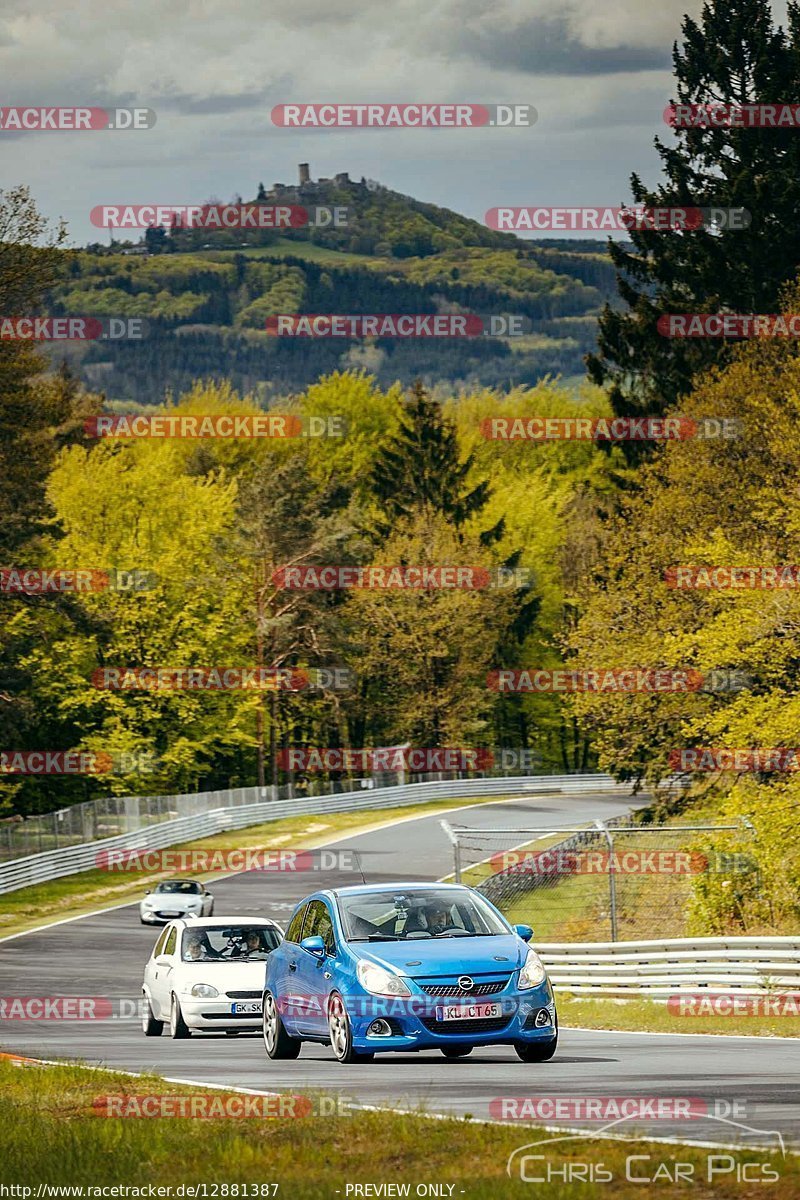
<box><xmin>2</xmin><ymin>789</ymin><xmax>798</xmax><ymax>1151</ymax></box>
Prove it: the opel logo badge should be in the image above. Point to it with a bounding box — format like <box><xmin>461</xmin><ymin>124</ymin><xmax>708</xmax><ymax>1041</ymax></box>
<box><xmin>458</xmin><ymin>975</ymin><xmax>474</xmax><ymax>991</ymax></box>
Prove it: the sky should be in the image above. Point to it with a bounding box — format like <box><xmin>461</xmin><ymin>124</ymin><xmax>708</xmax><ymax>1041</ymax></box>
<box><xmin>0</xmin><ymin>0</ymin><xmax>786</xmax><ymax>246</ymax></box>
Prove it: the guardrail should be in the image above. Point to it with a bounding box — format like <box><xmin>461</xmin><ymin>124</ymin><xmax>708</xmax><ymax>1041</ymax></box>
<box><xmin>0</xmin><ymin>773</ymin><xmax>628</xmax><ymax>895</ymax></box>
<box><xmin>537</xmin><ymin>936</ymin><xmax>800</xmax><ymax>995</ymax></box>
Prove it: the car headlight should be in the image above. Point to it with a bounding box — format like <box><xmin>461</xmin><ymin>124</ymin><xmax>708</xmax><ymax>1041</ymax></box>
<box><xmin>357</xmin><ymin>960</ymin><xmax>411</xmax><ymax>997</ymax></box>
<box><xmin>142</xmin><ymin>900</ymin><xmax>155</xmax><ymax>908</ymax></box>
<box><xmin>190</xmin><ymin>983</ymin><xmax>219</xmax><ymax>998</ymax></box>
<box><xmin>518</xmin><ymin>948</ymin><xmax>546</xmax><ymax>990</ymax></box>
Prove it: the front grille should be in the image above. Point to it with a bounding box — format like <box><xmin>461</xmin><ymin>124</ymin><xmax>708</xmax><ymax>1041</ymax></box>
<box><xmin>156</xmin><ymin>911</ymin><xmax>184</xmax><ymax>919</ymax></box>
<box><xmin>417</xmin><ymin>979</ymin><xmax>508</xmax><ymax>998</ymax></box>
<box><xmin>201</xmin><ymin>1011</ymin><xmax>260</xmax><ymax>1020</ymax></box>
<box><xmin>226</xmin><ymin>990</ymin><xmax>262</xmax><ymax>999</ymax></box>
<box><xmin>421</xmin><ymin>1015</ymin><xmax>511</xmax><ymax>1035</ymax></box>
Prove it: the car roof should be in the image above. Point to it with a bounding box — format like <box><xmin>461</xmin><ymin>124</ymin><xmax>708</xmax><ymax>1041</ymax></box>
<box><xmin>328</xmin><ymin>882</ymin><xmax>470</xmax><ymax>898</ymax></box>
<box><xmin>172</xmin><ymin>916</ymin><xmax>280</xmax><ymax>927</ymax></box>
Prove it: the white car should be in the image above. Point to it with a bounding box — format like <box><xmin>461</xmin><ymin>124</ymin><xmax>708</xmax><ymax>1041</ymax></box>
<box><xmin>139</xmin><ymin>878</ymin><xmax>214</xmax><ymax>924</ymax></box>
<box><xmin>141</xmin><ymin>917</ymin><xmax>283</xmax><ymax>1038</ymax></box>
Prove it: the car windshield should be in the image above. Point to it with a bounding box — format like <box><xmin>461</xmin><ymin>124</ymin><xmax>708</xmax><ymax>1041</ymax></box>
<box><xmin>181</xmin><ymin>925</ymin><xmax>281</xmax><ymax>962</ymax></box>
<box><xmin>338</xmin><ymin>889</ymin><xmax>509</xmax><ymax>941</ymax></box>
<box><xmin>155</xmin><ymin>881</ymin><xmax>202</xmax><ymax>894</ymax></box>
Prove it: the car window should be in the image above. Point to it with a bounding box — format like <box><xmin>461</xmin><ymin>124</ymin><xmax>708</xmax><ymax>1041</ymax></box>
<box><xmin>302</xmin><ymin>900</ymin><xmax>336</xmax><ymax>955</ymax></box>
<box><xmin>284</xmin><ymin>903</ymin><xmax>307</xmax><ymax>944</ymax></box>
<box><xmin>152</xmin><ymin>928</ymin><xmax>169</xmax><ymax>957</ymax></box>
<box><xmin>337</xmin><ymin>888</ymin><xmax>509</xmax><ymax>941</ymax></box>
<box><xmin>180</xmin><ymin>925</ymin><xmax>281</xmax><ymax>962</ymax></box>
<box><xmin>163</xmin><ymin>926</ymin><xmax>177</xmax><ymax>955</ymax></box>
<box><xmin>154</xmin><ymin>881</ymin><xmax>202</xmax><ymax>894</ymax></box>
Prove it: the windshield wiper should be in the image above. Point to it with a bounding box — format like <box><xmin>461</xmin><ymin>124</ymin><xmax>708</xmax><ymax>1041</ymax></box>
<box><xmin>348</xmin><ymin>934</ymin><xmax>401</xmax><ymax>942</ymax></box>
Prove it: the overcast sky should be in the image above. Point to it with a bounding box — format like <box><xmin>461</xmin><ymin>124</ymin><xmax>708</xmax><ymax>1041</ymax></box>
<box><xmin>1</xmin><ymin>0</ymin><xmax>786</xmax><ymax>245</ymax></box>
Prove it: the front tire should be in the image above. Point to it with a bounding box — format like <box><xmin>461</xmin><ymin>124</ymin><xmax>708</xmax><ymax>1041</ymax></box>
<box><xmin>514</xmin><ymin>1017</ymin><xmax>557</xmax><ymax>1062</ymax></box>
<box><xmin>263</xmin><ymin>991</ymin><xmax>301</xmax><ymax>1060</ymax></box>
<box><xmin>142</xmin><ymin>994</ymin><xmax>163</xmax><ymax>1037</ymax></box>
<box><xmin>327</xmin><ymin>993</ymin><xmax>374</xmax><ymax>1064</ymax></box>
<box><xmin>169</xmin><ymin>993</ymin><xmax>191</xmax><ymax>1039</ymax></box>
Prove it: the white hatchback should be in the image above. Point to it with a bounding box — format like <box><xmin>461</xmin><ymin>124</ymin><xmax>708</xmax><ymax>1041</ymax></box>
<box><xmin>141</xmin><ymin>917</ymin><xmax>283</xmax><ymax>1038</ymax></box>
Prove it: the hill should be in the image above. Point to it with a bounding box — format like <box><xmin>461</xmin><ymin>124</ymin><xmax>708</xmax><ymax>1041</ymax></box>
<box><xmin>48</xmin><ymin>169</ymin><xmax>618</xmax><ymax>402</ymax></box>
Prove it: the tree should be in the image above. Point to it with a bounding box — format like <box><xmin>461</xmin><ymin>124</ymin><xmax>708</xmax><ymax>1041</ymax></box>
<box><xmin>0</xmin><ymin>189</ymin><xmax>103</xmax><ymax>814</ymax></box>
<box><xmin>587</xmin><ymin>0</ymin><xmax>800</xmax><ymax>433</ymax></box>
<box><xmin>144</xmin><ymin>225</ymin><xmax>167</xmax><ymax>254</ymax></box>
<box><xmin>368</xmin><ymin>381</ymin><xmax>502</xmax><ymax>542</ymax></box>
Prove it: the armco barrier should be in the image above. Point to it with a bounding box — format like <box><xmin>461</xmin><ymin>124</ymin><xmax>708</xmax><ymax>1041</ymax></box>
<box><xmin>537</xmin><ymin>936</ymin><xmax>800</xmax><ymax>995</ymax></box>
<box><xmin>0</xmin><ymin>773</ymin><xmax>628</xmax><ymax>895</ymax></box>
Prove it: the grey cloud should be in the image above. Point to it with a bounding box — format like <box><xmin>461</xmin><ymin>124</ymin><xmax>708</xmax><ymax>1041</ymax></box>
<box><xmin>444</xmin><ymin>16</ymin><xmax>672</xmax><ymax>76</ymax></box>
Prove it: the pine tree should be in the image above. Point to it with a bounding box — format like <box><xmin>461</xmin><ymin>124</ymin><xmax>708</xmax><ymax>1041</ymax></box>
<box><xmin>588</xmin><ymin>0</ymin><xmax>800</xmax><ymax>434</ymax></box>
<box><xmin>368</xmin><ymin>380</ymin><xmax>503</xmax><ymax>542</ymax></box>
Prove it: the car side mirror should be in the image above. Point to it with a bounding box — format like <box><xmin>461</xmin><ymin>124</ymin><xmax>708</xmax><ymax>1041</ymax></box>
<box><xmin>514</xmin><ymin>923</ymin><xmax>533</xmax><ymax>942</ymax></box>
<box><xmin>300</xmin><ymin>935</ymin><xmax>326</xmax><ymax>957</ymax></box>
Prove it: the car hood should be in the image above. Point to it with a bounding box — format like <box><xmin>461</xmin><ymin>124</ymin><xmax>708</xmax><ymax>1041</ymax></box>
<box><xmin>352</xmin><ymin>934</ymin><xmax>529</xmax><ymax>977</ymax></box>
<box><xmin>176</xmin><ymin>961</ymin><xmax>267</xmax><ymax>991</ymax></box>
<box><xmin>144</xmin><ymin>895</ymin><xmax>202</xmax><ymax>909</ymax></box>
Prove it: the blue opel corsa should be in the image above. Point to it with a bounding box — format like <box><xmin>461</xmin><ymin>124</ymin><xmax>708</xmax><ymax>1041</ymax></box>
<box><xmin>262</xmin><ymin>882</ymin><xmax>557</xmax><ymax>1063</ymax></box>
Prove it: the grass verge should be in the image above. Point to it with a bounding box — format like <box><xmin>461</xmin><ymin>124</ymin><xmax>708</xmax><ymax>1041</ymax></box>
<box><xmin>557</xmin><ymin>993</ymin><xmax>800</xmax><ymax>1038</ymax></box>
<box><xmin>0</xmin><ymin>795</ymin><xmax>494</xmax><ymax>941</ymax></box>
<box><xmin>0</xmin><ymin>1057</ymin><xmax>794</xmax><ymax>1198</ymax></box>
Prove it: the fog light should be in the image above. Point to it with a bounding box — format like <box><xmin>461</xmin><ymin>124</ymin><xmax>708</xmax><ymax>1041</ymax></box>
<box><xmin>367</xmin><ymin>1019</ymin><xmax>392</xmax><ymax>1037</ymax></box>
<box><xmin>534</xmin><ymin>1008</ymin><xmax>551</xmax><ymax>1028</ymax></box>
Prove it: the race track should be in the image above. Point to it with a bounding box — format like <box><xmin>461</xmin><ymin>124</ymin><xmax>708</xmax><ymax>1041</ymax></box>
<box><xmin>2</xmin><ymin>789</ymin><xmax>798</xmax><ymax>1151</ymax></box>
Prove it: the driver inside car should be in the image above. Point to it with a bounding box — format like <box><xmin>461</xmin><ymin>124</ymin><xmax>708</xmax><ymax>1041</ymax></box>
<box><xmin>426</xmin><ymin>904</ymin><xmax>457</xmax><ymax>935</ymax></box>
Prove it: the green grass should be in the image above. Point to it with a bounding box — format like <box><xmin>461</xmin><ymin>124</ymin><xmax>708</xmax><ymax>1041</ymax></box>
<box><xmin>0</xmin><ymin>1058</ymin><xmax>794</xmax><ymax>1198</ymax></box>
<box><xmin>0</xmin><ymin>795</ymin><xmax>495</xmax><ymax>940</ymax></box>
<box><xmin>557</xmin><ymin>994</ymin><xmax>800</xmax><ymax>1038</ymax></box>
<box><xmin>198</xmin><ymin>239</ymin><xmax>379</xmax><ymax>266</ymax></box>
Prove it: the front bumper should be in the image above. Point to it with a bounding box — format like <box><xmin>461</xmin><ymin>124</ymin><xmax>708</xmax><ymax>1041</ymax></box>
<box><xmin>345</xmin><ymin>982</ymin><xmax>556</xmax><ymax>1052</ymax></box>
<box><xmin>140</xmin><ymin>908</ymin><xmax>201</xmax><ymax>923</ymax></box>
<box><xmin>178</xmin><ymin>995</ymin><xmax>263</xmax><ymax>1030</ymax></box>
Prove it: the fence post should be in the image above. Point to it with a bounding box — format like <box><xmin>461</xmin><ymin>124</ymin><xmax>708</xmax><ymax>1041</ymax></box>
<box><xmin>439</xmin><ymin>820</ymin><xmax>461</xmax><ymax>882</ymax></box>
<box><xmin>596</xmin><ymin>820</ymin><xmax>617</xmax><ymax>942</ymax></box>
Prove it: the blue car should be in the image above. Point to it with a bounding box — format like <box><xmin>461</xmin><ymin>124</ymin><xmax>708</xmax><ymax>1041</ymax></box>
<box><xmin>261</xmin><ymin>882</ymin><xmax>557</xmax><ymax>1064</ymax></box>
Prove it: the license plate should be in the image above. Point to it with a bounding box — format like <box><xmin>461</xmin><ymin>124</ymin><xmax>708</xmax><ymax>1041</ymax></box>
<box><xmin>435</xmin><ymin>1001</ymin><xmax>501</xmax><ymax>1021</ymax></box>
<box><xmin>231</xmin><ymin>1001</ymin><xmax>262</xmax><ymax>1015</ymax></box>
